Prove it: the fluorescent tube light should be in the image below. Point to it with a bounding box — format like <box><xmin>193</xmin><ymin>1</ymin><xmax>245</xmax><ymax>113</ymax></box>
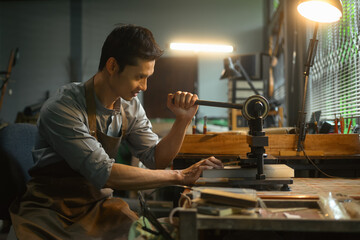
<box><xmin>170</xmin><ymin>43</ymin><xmax>234</xmax><ymax>53</ymax></box>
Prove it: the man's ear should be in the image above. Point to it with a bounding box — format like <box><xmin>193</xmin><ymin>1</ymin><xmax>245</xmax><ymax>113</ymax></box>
<box><xmin>105</xmin><ymin>57</ymin><xmax>118</xmax><ymax>75</ymax></box>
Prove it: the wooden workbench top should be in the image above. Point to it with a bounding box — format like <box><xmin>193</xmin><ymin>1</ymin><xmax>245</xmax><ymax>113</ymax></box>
<box><xmin>257</xmin><ymin>178</ymin><xmax>360</xmax><ymax>199</ymax></box>
<box><xmin>179</xmin><ymin>133</ymin><xmax>360</xmax><ymax>157</ymax></box>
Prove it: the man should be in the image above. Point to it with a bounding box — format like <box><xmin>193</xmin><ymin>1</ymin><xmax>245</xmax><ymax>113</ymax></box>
<box><xmin>10</xmin><ymin>25</ymin><xmax>223</xmax><ymax>239</ymax></box>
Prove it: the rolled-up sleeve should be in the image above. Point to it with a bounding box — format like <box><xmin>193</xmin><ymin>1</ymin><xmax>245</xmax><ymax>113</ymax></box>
<box><xmin>38</xmin><ymin>95</ymin><xmax>114</xmax><ymax>189</ymax></box>
<box><xmin>123</xmin><ymin>100</ymin><xmax>159</xmax><ymax>169</ymax></box>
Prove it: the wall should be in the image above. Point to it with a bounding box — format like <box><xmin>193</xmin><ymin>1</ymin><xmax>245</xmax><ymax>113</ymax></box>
<box><xmin>0</xmin><ymin>0</ymin><xmax>70</xmax><ymax>122</ymax></box>
<box><xmin>0</xmin><ymin>0</ymin><xmax>264</xmax><ymax>122</ymax></box>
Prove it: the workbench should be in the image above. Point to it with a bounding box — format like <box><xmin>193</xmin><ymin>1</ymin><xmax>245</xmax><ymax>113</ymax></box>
<box><xmin>173</xmin><ymin>133</ymin><xmax>360</xmax><ymax>239</ymax></box>
<box><xmin>177</xmin><ymin>178</ymin><xmax>360</xmax><ymax>240</ymax></box>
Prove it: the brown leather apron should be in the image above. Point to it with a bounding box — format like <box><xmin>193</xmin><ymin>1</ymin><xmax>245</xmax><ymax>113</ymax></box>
<box><xmin>10</xmin><ymin>77</ymin><xmax>138</xmax><ymax>240</ymax></box>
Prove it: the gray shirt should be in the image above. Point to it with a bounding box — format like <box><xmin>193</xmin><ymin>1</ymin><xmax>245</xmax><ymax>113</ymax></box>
<box><xmin>31</xmin><ymin>81</ymin><xmax>159</xmax><ymax>189</ymax></box>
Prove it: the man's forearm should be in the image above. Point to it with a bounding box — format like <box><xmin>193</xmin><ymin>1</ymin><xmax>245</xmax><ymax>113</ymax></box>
<box><xmin>154</xmin><ymin>117</ymin><xmax>191</xmax><ymax>169</ymax></box>
<box><xmin>105</xmin><ymin>163</ymin><xmax>182</xmax><ymax>190</ymax></box>
<box><xmin>105</xmin><ymin>156</ymin><xmax>223</xmax><ymax>191</ymax></box>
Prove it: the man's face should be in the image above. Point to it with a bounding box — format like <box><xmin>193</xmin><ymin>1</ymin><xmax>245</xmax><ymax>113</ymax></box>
<box><xmin>110</xmin><ymin>58</ymin><xmax>155</xmax><ymax>101</ymax></box>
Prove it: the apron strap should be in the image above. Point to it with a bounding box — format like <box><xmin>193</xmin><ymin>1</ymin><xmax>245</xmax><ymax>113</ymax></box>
<box><xmin>120</xmin><ymin>105</ymin><xmax>128</xmax><ymax>138</ymax></box>
<box><xmin>85</xmin><ymin>76</ymin><xmax>128</xmax><ymax>139</ymax></box>
<box><xmin>85</xmin><ymin>77</ymin><xmax>97</xmax><ymax>139</ymax></box>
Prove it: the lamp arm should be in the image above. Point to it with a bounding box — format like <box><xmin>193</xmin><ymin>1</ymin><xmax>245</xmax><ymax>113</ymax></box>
<box><xmin>297</xmin><ymin>22</ymin><xmax>319</xmax><ymax>151</ymax></box>
<box><xmin>236</xmin><ymin>61</ymin><xmax>260</xmax><ymax>95</ymax></box>
<box><xmin>304</xmin><ymin>23</ymin><xmax>319</xmax><ymax>76</ymax></box>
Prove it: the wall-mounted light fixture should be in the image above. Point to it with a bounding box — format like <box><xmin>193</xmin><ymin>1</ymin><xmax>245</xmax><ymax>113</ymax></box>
<box><xmin>169</xmin><ymin>42</ymin><xmax>234</xmax><ymax>53</ymax></box>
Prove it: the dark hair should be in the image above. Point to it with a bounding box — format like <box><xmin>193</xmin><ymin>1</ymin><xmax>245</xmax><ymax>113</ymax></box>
<box><xmin>98</xmin><ymin>25</ymin><xmax>164</xmax><ymax>72</ymax></box>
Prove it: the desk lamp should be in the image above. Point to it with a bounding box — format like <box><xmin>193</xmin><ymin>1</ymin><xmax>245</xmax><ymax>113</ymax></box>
<box><xmin>220</xmin><ymin>57</ymin><xmax>260</xmax><ymax>100</ymax></box>
<box><xmin>296</xmin><ymin>0</ymin><xmax>343</xmax><ymax>151</ymax></box>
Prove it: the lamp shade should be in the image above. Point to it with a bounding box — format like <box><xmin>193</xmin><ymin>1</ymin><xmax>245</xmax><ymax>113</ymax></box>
<box><xmin>297</xmin><ymin>0</ymin><xmax>343</xmax><ymax>23</ymax></box>
<box><xmin>220</xmin><ymin>57</ymin><xmax>241</xmax><ymax>79</ymax></box>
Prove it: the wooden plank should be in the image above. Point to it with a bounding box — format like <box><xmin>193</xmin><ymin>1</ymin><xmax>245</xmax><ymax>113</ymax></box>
<box><xmin>196</xmin><ymin>216</ymin><xmax>360</xmax><ymax>233</ymax></box>
<box><xmin>179</xmin><ymin>134</ymin><xmax>250</xmax><ymax>155</ymax></box>
<box><xmin>203</xmin><ymin>164</ymin><xmax>294</xmax><ymax>178</ymax></box>
<box><xmin>179</xmin><ymin>133</ymin><xmax>360</xmax><ymax>156</ymax></box>
<box><xmin>268</xmin><ymin>134</ymin><xmax>360</xmax><ymax>156</ymax></box>
<box><xmin>200</xmin><ymin>188</ymin><xmax>258</xmax><ymax>208</ymax></box>
<box><xmin>278</xmin><ymin>150</ymin><xmax>324</xmax><ymax>156</ymax></box>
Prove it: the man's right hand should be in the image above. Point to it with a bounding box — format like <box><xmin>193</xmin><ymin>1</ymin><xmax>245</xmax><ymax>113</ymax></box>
<box><xmin>178</xmin><ymin>156</ymin><xmax>223</xmax><ymax>185</ymax></box>
<box><xmin>167</xmin><ymin>91</ymin><xmax>198</xmax><ymax>122</ymax></box>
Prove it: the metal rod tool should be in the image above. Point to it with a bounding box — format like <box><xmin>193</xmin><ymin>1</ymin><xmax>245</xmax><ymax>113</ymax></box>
<box><xmin>195</xmin><ymin>100</ymin><xmax>243</xmax><ymax>109</ymax></box>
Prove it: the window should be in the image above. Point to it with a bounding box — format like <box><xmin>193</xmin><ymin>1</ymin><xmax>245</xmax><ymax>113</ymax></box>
<box><xmin>306</xmin><ymin>0</ymin><xmax>360</xmax><ymax>128</ymax></box>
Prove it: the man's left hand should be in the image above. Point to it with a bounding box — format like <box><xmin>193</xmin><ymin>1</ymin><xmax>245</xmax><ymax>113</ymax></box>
<box><xmin>178</xmin><ymin>156</ymin><xmax>223</xmax><ymax>185</ymax></box>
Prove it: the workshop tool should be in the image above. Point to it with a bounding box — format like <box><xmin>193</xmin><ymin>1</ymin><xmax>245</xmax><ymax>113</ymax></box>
<box><xmin>194</xmin><ymin>100</ymin><xmax>243</xmax><ymax>109</ymax></box>
<box><xmin>347</xmin><ymin>118</ymin><xmax>353</xmax><ymax>134</ymax></box>
<box><xmin>138</xmin><ymin>191</ymin><xmax>173</xmax><ymax>240</ymax></box>
<box><xmin>334</xmin><ymin>115</ymin><xmax>338</xmax><ymax>134</ymax></box>
<box><xmin>172</xmin><ymin>98</ymin><xmax>243</xmax><ymax>109</ymax></box>
<box><xmin>240</xmin><ymin>95</ymin><xmax>269</xmax><ymax>180</ymax></box>
<box><xmin>311</xmin><ymin>112</ymin><xmax>318</xmax><ymax>134</ymax></box>
<box><xmin>191</xmin><ymin>95</ymin><xmax>292</xmax><ymax>190</ymax></box>
<box><xmin>192</xmin><ymin>116</ymin><xmax>196</xmax><ymax>134</ymax></box>
<box><xmin>340</xmin><ymin>115</ymin><xmax>344</xmax><ymax>134</ymax></box>
<box><xmin>203</xmin><ymin>116</ymin><xmax>207</xmax><ymax>134</ymax></box>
